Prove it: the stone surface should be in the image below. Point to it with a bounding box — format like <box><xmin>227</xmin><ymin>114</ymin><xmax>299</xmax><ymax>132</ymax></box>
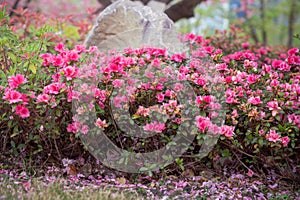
<box><xmin>84</xmin><ymin>0</ymin><xmax>184</xmax><ymax>53</ymax></box>
<box><xmin>147</xmin><ymin>0</ymin><xmax>166</xmax><ymax>12</ymax></box>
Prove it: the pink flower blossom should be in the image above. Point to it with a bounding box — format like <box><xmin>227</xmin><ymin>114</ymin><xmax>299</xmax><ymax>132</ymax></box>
<box><xmin>248</xmin><ymin>96</ymin><xmax>262</xmax><ymax>105</ymax></box>
<box><xmin>136</xmin><ymin>106</ymin><xmax>150</xmax><ymax>117</ymax></box>
<box><xmin>216</xmin><ymin>63</ymin><xmax>228</xmax><ymax>71</ymax></box>
<box><xmin>247</xmin><ymin>74</ymin><xmax>259</xmax><ymax>84</ymax></box>
<box><xmin>8</xmin><ymin>74</ymin><xmax>27</xmax><ymax>89</ymax></box>
<box><xmin>170</xmin><ymin>53</ymin><xmax>185</xmax><ymax>62</ymax></box>
<box><xmin>41</xmin><ymin>53</ymin><xmax>53</xmax><ymax>66</ymax></box>
<box><xmin>266</xmin><ymin>130</ymin><xmax>280</xmax><ymax>142</ymax></box>
<box><xmin>37</xmin><ymin>94</ymin><xmax>50</xmax><ymax>104</ymax></box>
<box><xmin>259</xmin><ymin>129</ymin><xmax>264</xmax><ymax>135</ymax></box>
<box><xmin>68</xmin><ymin>50</ymin><xmax>80</xmax><ymax>61</ymax></box>
<box><xmin>52</xmin><ymin>73</ymin><xmax>61</xmax><ymax>82</ymax></box>
<box><xmin>267</xmin><ymin>101</ymin><xmax>281</xmax><ymax>116</ymax></box>
<box><xmin>173</xmin><ymin>83</ymin><xmax>183</xmax><ymax>92</ymax></box>
<box><xmin>3</xmin><ymin>88</ymin><xmax>23</xmax><ymax>104</ymax></box>
<box><xmin>113</xmin><ymin>95</ymin><xmax>127</xmax><ymax>108</ymax></box>
<box><xmin>15</xmin><ymin>104</ymin><xmax>30</xmax><ymax>118</ymax></box>
<box><xmin>81</xmin><ymin>125</ymin><xmax>89</xmax><ymax>134</ymax></box>
<box><xmin>281</xmin><ymin>136</ymin><xmax>290</xmax><ymax>147</ymax></box>
<box><xmin>156</xmin><ymin>93</ymin><xmax>164</xmax><ymax>102</ymax></box>
<box><xmin>54</xmin><ymin>42</ymin><xmax>64</xmax><ymax>52</ymax></box>
<box><xmin>287</xmin><ymin>48</ymin><xmax>299</xmax><ymax>56</ymax></box>
<box><xmin>242</xmin><ymin>42</ymin><xmax>250</xmax><ymax>49</ymax></box>
<box><xmin>44</xmin><ymin>83</ymin><xmax>65</xmax><ymax>95</ymax></box>
<box><xmin>225</xmin><ymin>76</ymin><xmax>232</xmax><ymax>83</ymax></box>
<box><xmin>155</xmin><ymin>83</ymin><xmax>163</xmax><ymax>91</ymax></box>
<box><xmin>143</xmin><ymin>121</ymin><xmax>166</xmax><ymax>133</ymax></box>
<box><xmin>208</xmin><ymin>123</ymin><xmax>220</xmax><ymax>134</ymax></box>
<box><xmin>88</xmin><ymin>46</ymin><xmax>98</xmax><ymax>53</ymax></box>
<box><xmin>194</xmin><ymin>77</ymin><xmax>206</xmax><ymax>86</ymax></box>
<box><xmin>270</xmin><ymin>79</ymin><xmax>279</xmax><ymax>87</ymax></box>
<box><xmin>184</xmin><ymin>33</ymin><xmax>196</xmax><ymax>43</ymax></box>
<box><xmin>95</xmin><ymin>118</ymin><xmax>108</xmax><ymax>128</ymax></box>
<box><xmin>195</xmin><ymin>116</ymin><xmax>211</xmax><ymax>132</ymax></box>
<box><xmin>112</xmin><ymin>79</ymin><xmax>124</xmax><ymax>88</ymax></box>
<box><xmin>247</xmin><ymin>169</ymin><xmax>254</xmax><ymax>177</ymax></box>
<box><xmin>220</xmin><ymin>125</ymin><xmax>235</xmax><ymax>138</ymax></box>
<box><xmin>74</xmin><ymin>44</ymin><xmax>85</xmax><ymax>53</ymax></box>
<box><xmin>204</xmin><ymin>46</ymin><xmax>214</xmax><ymax>54</ymax></box>
<box><xmin>52</xmin><ymin>55</ymin><xmax>65</xmax><ymax>67</ymax></box>
<box><xmin>62</xmin><ymin>66</ymin><xmax>79</xmax><ymax>80</ymax></box>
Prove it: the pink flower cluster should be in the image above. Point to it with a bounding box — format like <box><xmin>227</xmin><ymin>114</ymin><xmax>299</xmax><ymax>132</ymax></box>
<box><xmin>195</xmin><ymin>115</ymin><xmax>235</xmax><ymax>138</ymax></box>
<box><xmin>2</xmin><ymin>75</ymin><xmax>30</xmax><ymax>118</ymax></box>
<box><xmin>143</xmin><ymin>121</ymin><xmax>166</xmax><ymax>133</ymax></box>
<box><xmin>266</xmin><ymin>130</ymin><xmax>290</xmax><ymax>147</ymax></box>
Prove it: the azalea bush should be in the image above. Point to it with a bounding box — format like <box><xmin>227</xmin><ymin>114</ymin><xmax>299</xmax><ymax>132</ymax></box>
<box><xmin>0</xmin><ymin>5</ymin><xmax>299</xmax><ymax>181</ymax></box>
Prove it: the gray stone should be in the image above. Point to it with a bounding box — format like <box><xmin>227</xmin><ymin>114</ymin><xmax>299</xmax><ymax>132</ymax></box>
<box><xmin>147</xmin><ymin>0</ymin><xmax>166</xmax><ymax>12</ymax></box>
<box><xmin>84</xmin><ymin>0</ymin><xmax>184</xmax><ymax>53</ymax></box>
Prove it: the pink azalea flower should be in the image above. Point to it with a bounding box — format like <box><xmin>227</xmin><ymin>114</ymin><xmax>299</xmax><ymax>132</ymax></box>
<box><xmin>8</xmin><ymin>74</ymin><xmax>27</xmax><ymax>89</ymax></box>
<box><xmin>287</xmin><ymin>47</ymin><xmax>299</xmax><ymax>56</ymax></box>
<box><xmin>95</xmin><ymin>118</ymin><xmax>108</xmax><ymax>128</ymax></box>
<box><xmin>112</xmin><ymin>79</ymin><xmax>124</xmax><ymax>88</ymax></box>
<box><xmin>270</xmin><ymin>79</ymin><xmax>279</xmax><ymax>87</ymax></box>
<box><xmin>225</xmin><ymin>76</ymin><xmax>232</xmax><ymax>83</ymax></box>
<box><xmin>62</xmin><ymin>66</ymin><xmax>79</xmax><ymax>80</ymax></box>
<box><xmin>81</xmin><ymin>125</ymin><xmax>89</xmax><ymax>134</ymax></box>
<box><xmin>68</xmin><ymin>50</ymin><xmax>80</xmax><ymax>61</ymax></box>
<box><xmin>87</xmin><ymin>46</ymin><xmax>98</xmax><ymax>53</ymax></box>
<box><xmin>37</xmin><ymin>94</ymin><xmax>50</xmax><ymax>104</ymax></box>
<box><xmin>3</xmin><ymin>88</ymin><xmax>23</xmax><ymax>104</ymax></box>
<box><xmin>173</xmin><ymin>83</ymin><xmax>183</xmax><ymax>92</ymax></box>
<box><xmin>242</xmin><ymin>42</ymin><xmax>250</xmax><ymax>49</ymax></box>
<box><xmin>247</xmin><ymin>169</ymin><xmax>254</xmax><ymax>177</ymax></box>
<box><xmin>248</xmin><ymin>96</ymin><xmax>262</xmax><ymax>105</ymax></box>
<box><xmin>184</xmin><ymin>33</ymin><xmax>196</xmax><ymax>43</ymax></box>
<box><xmin>41</xmin><ymin>53</ymin><xmax>53</xmax><ymax>66</ymax></box>
<box><xmin>74</xmin><ymin>44</ymin><xmax>85</xmax><ymax>53</ymax></box>
<box><xmin>52</xmin><ymin>73</ymin><xmax>61</xmax><ymax>82</ymax></box>
<box><xmin>226</xmin><ymin>96</ymin><xmax>235</xmax><ymax>104</ymax></box>
<box><xmin>143</xmin><ymin>121</ymin><xmax>166</xmax><ymax>133</ymax></box>
<box><xmin>44</xmin><ymin>83</ymin><xmax>65</xmax><ymax>95</ymax></box>
<box><xmin>266</xmin><ymin>130</ymin><xmax>280</xmax><ymax>142</ymax></box>
<box><xmin>247</xmin><ymin>74</ymin><xmax>259</xmax><ymax>84</ymax></box>
<box><xmin>15</xmin><ymin>104</ymin><xmax>30</xmax><ymax>118</ymax></box>
<box><xmin>194</xmin><ymin>77</ymin><xmax>206</xmax><ymax>86</ymax></box>
<box><xmin>195</xmin><ymin>116</ymin><xmax>211</xmax><ymax>132</ymax></box>
<box><xmin>267</xmin><ymin>101</ymin><xmax>281</xmax><ymax>116</ymax></box>
<box><xmin>156</xmin><ymin>93</ymin><xmax>165</xmax><ymax>102</ymax></box>
<box><xmin>155</xmin><ymin>83</ymin><xmax>163</xmax><ymax>91</ymax></box>
<box><xmin>113</xmin><ymin>95</ymin><xmax>127</xmax><ymax>108</ymax></box>
<box><xmin>54</xmin><ymin>42</ymin><xmax>65</xmax><ymax>52</ymax></box>
<box><xmin>208</xmin><ymin>123</ymin><xmax>220</xmax><ymax>134</ymax></box>
<box><xmin>220</xmin><ymin>125</ymin><xmax>235</xmax><ymax>138</ymax></box>
<box><xmin>203</xmin><ymin>46</ymin><xmax>214</xmax><ymax>54</ymax></box>
<box><xmin>216</xmin><ymin>63</ymin><xmax>228</xmax><ymax>71</ymax></box>
<box><xmin>281</xmin><ymin>136</ymin><xmax>290</xmax><ymax>147</ymax></box>
<box><xmin>170</xmin><ymin>53</ymin><xmax>186</xmax><ymax>62</ymax></box>
<box><xmin>52</xmin><ymin>55</ymin><xmax>65</xmax><ymax>67</ymax></box>
<box><xmin>67</xmin><ymin>120</ymin><xmax>82</xmax><ymax>133</ymax></box>
<box><xmin>136</xmin><ymin>106</ymin><xmax>150</xmax><ymax>117</ymax></box>
<box><xmin>259</xmin><ymin>129</ymin><xmax>264</xmax><ymax>135</ymax></box>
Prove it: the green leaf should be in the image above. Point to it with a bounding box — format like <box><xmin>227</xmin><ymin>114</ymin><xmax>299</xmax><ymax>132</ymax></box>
<box><xmin>11</xmin><ymin>126</ymin><xmax>19</xmax><ymax>138</ymax></box>
<box><xmin>62</xmin><ymin>25</ymin><xmax>80</xmax><ymax>40</ymax></box>
<box><xmin>29</xmin><ymin>63</ymin><xmax>37</xmax><ymax>74</ymax></box>
<box><xmin>258</xmin><ymin>138</ymin><xmax>264</xmax><ymax>147</ymax></box>
<box><xmin>7</xmin><ymin>52</ymin><xmax>17</xmax><ymax>63</ymax></box>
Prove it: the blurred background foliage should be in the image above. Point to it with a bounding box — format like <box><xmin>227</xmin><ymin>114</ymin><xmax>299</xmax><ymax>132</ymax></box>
<box><xmin>3</xmin><ymin>0</ymin><xmax>300</xmax><ymax>47</ymax></box>
<box><xmin>176</xmin><ymin>0</ymin><xmax>300</xmax><ymax>47</ymax></box>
